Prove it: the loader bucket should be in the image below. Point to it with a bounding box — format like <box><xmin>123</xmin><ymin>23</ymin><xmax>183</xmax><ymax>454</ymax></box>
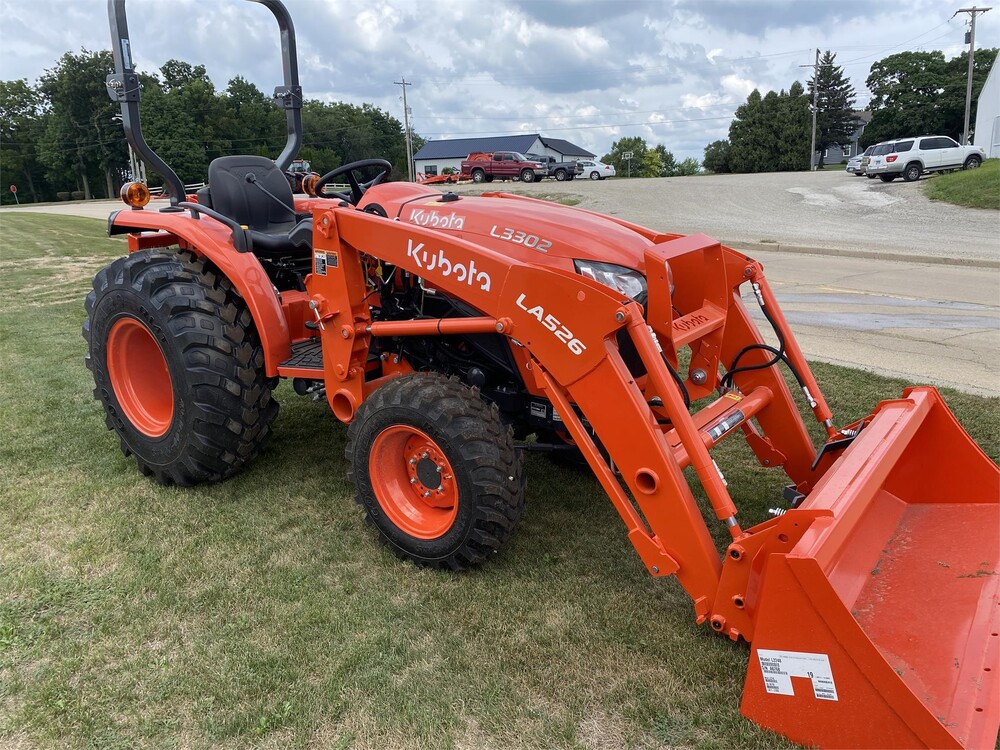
<box><xmin>741</xmin><ymin>387</ymin><xmax>999</xmax><ymax>749</ymax></box>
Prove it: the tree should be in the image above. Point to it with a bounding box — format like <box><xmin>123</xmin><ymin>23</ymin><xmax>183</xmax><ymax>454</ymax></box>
<box><xmin>674</xmin><ymin>157</ymin><xmax>701</xmax><ymax>176</ymax></box>
<box><xmin>0</xmin><ymin>79</ymin><xmax>47</xmax><ymax>203</ymax></box>
<box><xmin>702</xmin><ymin>139</ymin><xmax>731</xmax><ymax>173</ymax></box>
<box><xmin>808</xmin><ymin>51</ymin><xmax>857</xmax><ymax>167</ymax></box>
<box><xmin>651</xmin><ymin>144</ymin><xmax>676</xmax><ymax>177</ymax></box>
<box><xmin>37</xmin><ymin>50</ymin><xmax>127</xmax><ymax>199</ymax></box>
<box><xmin>862</xmin><ymin>48</ymin><xmax>998</xmax><ymax>146</ymax></box>
<box><xmin>727</xmin><ymin>83</ymin><xmax>810</xmax><ymax>173</ymax></box>
<box><xmin>601</xmin><ymin>136</ymin><xmax>648</xmax><ymax>177</ymax></box>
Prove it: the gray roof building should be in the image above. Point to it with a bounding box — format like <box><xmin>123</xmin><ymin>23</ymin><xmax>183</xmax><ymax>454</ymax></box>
<box><xmin>413</xmin><ymin>134</ymin><xmax>594</xmax><ymax>161</ymax></box>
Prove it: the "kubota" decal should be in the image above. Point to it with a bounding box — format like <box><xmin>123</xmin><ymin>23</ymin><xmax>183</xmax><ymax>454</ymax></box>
<box><xmin>406</xmin><ymin>239</ymin><xmax>491</xmax><ymax>292</ymax></box>
<box><xmin>516</xmin><ymin>293</ymin><xmax>586</xmax><ymax>355</ymax></box>
<box><xmin>407</xmin><ymin>208</ymin><xmax>465</xmax><ymax>230</ymax></box>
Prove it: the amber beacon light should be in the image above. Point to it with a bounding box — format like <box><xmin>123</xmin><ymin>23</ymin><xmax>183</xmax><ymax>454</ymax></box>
<box><xmin>119</xmin><ymin>181</ymin><xmax>151</xmax><ymax>208</ymax></box>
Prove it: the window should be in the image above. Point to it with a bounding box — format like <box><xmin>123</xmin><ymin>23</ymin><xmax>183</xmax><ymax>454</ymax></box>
<box><xmin>424</xmin><ymin>165</ymin><xmax>438</xmax><ymax>176</ymax></box>
<box><xmin>936</xmin><ymin>136</ymin><xmax>959</xmax><ymax>149</ymax></box>
<box><xmin>503</xmin><ymin>153</ymin><xmax>516</xmax><ymax>161</ymax></box>
<box><xmin>919</xmin><ymin>138</ymin><xmax>939</xmax><ymax>150</ymax></box>
<box><xmin>844</xmin><ymin>144</ymin><xmax>853</xmax><ymax>157</ymax></box>
<box><xmin>894</xmin><ymin>141</ymin><xmax>914</xmax><ymax>152</ymax></box>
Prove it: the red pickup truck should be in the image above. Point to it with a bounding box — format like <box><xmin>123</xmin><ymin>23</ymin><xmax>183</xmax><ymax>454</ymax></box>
<box><xmin>460</xmin><ymin>152</ymin><xmax>548</xmax><ymax>183</ymax></box>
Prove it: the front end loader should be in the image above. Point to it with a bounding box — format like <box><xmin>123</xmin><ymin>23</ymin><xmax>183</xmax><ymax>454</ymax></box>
<box><xmin>87</xmin><ymin>2</ymin><xmax>1000</xmax><ymax>747</ymax></box>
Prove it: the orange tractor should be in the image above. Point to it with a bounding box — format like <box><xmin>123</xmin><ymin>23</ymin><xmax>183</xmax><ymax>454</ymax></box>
<box><xmin>90</xmin><ymin>2</ymin><xmax>999</xmax><ymax>747</ymax></box>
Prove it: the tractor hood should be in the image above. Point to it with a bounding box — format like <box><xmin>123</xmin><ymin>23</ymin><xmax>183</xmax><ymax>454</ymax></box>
<box><xmin>360</xmin><ymin>183</ymin><xmax>654</xmax><ymax>275</ymax></box>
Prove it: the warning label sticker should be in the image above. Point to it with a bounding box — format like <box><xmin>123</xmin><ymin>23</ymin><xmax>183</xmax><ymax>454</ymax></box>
<box><xmin>314</xmin><ymin>251</ymin><xmax>328</xmax><ymax>276</ymax></box>
<box><xmin>757</xmin><ymin>649</ymin><xmax>838</xmax><ymax>701</ymax></box>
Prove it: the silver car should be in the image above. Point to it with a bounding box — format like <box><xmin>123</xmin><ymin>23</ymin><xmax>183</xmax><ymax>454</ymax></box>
<box><xmin>846</xmin><ymin>146</ymin><xmax>875</xmax><ymax>176</ymax></box>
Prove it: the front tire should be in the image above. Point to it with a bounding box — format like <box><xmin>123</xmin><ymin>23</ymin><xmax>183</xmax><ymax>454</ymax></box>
<box><xmin>520</xmin><ymin>169</ymin><xmax>535</xmax><ymax>183</ymax></box>
<box><xmin>346</xmin><ymin>374</ymin><xmax>525</xmax><ymax>570</ymax></box>
<box><xmin>964</xmin><ymin>155</ymin><xmax>982</xmax><ymax>169</ymax></box>
<box><xmin>83</xmin><ymin>249</ymin><xmax>278</xmax><ymax>485</ymax></box>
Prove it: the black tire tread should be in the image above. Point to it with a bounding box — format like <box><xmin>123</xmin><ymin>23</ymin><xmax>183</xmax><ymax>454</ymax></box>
<box><xmin>83</xmin><ymin>249</ymin><xmax>278</xmax><ymax>485</ymax></box>
<box><xmin>345</xmin><ymin>373</ymin><xmax>525</xmax><ymax>571</ymax></box>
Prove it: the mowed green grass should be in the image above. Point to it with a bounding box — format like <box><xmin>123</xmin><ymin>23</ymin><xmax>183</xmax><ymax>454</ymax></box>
<box><xmin>1</xmin><ymin>212</ymin><xmax>998</xmax><ymax>750</ymax></box>
<box><xmin>924</xmin><ymin>158</ymin><xmax>1000</xmax><ymax>210</ymax></box>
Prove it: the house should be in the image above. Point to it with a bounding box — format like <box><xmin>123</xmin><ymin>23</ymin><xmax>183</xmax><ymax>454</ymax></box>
<box><xmin>817</xmin><ymin>110</ymin><xmax>872</xmax><ymax>165</ymax></box>
<box><xmin>974</xmin><ymin>59</ymin><xmax>999</xmax><ymax>157</ymax></box>
<box><xmin>412</xmin><ymin>134</ymin><xmax>594</xmax><ymax>176</ymax></box>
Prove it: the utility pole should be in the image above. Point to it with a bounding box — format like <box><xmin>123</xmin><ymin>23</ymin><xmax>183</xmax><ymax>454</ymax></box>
<box><xmin>953</xmin><ymin>6</ymin><xmax>991</xmax><ymax>145</ymax></box>
<box><xmin>394</xmin><ymin>77</ymin><xmax>414</xmax><ymax>181</ymax></box>
<box><xmin>800</xmin><ymin>49</ymin><xmax>820</xmax><ymax>171</ymax></box>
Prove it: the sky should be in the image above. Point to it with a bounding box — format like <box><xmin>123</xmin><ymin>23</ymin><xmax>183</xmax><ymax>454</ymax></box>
<box><xmin>1</xmin><ymin>0</ymin><xmax>996</xmax><ymax>162</ymax></box>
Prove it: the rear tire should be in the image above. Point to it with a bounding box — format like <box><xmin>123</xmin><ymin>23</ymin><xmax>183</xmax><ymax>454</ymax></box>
<box><xmin>554</xmin><ymin>169</ymin><xmax>567</xmax><ymax>181</ymax></box>
<box><xmin>590</xmin><ymin>171</ymin><xmax>600</xmax><ymax>180</ymax></box>
<box><xmin>83</xmin><ymin>249</ymin><xmax>278</xmax><ymax>485</ymax></box>
<box><xmin>903</xmin><ymin>163</ymin><xmax>922</xmax><ymax>182</ymax></box>
<box><xmin>471</xmin><ymin>169</ymin><xmax>486</xmax><ymax>183</ymax></box>
<box><xmin>964</xmin><ymin>155</ymin><xmax>982</xmax><ymax>169</ymax></box>
<box><xmin>346</xmin><ymin>373</ymin><xmax>525</xmax><ymax>570</ymax></box>
<box><xmin>879</xmin><ymin>174</ymin><xmax>897</xmax><ymax>182</ymax></box>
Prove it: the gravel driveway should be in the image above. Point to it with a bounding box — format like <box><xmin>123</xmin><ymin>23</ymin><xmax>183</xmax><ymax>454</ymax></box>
<box><xmin>474</xmin><ymin>170</ymin><xmax>999</xmax><ymax>266</ymax></box>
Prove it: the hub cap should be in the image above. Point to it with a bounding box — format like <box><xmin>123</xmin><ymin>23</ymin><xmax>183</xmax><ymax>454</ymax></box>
<box><xmin>106</xmin><ymin>317</ymin><xmax>174</xmax><ymax>437</ymax></box>
<box><xmin>369</xmin><ymin>426</ymin><xmax>458</xmax><ymax>539</ymax></box>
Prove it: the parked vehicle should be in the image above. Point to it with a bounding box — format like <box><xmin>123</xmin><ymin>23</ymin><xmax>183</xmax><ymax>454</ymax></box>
<box><xmin>578</xmin><ymin>159</ymin><xmax>616</xmax><ymax>180</ymax></box>
<box><xmin>92</xmin><ymin>3</ymin><xmax>1000</xmax><ymax>749</ymax></box>
<box><xmin>526</xmin><ymin>153</ymin><xmax>581</xmax><ymax>181</ymax></box>
<box><xmin>866</xmin><ymin>136</ymin><xmax>986</xmax><ymax>182</ymax></box>
<box><xmin>847</xmin><ymin>146</ymin><xmax>874</xmax><ymax>176</ymax></box>
<box><xmin>460</xmin><ymin>151</ymin><xmax>548</xmax><ymax>183</ymax></box>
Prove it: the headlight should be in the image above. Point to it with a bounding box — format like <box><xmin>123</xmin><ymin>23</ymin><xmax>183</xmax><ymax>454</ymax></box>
<box><xmin>574</xmin><ymin>260</ymin><xmax>646</xmax><ymax>299</ymax></box>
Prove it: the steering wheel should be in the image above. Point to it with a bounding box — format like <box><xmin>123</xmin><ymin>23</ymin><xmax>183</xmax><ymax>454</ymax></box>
<box><xmin>314</xmin><ymin>159</ymin><xmax>393</xmax><ymax>205</ymax></box>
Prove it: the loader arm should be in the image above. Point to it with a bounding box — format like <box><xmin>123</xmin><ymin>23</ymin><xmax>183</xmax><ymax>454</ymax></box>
<box><xmin>312</xmin><ymin>204</ymin><xmax>823</xmax><ymax>617</ymax></box>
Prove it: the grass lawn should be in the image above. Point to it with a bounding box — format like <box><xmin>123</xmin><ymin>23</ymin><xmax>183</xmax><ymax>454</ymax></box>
<box><xmin>1</xmin><ymin>213</ymin><xmax>997</xmax><ymax>749</ymax></box>
<box><xmin>924</xmin><ymin>158</ymin><xmax>1000</xmax><ymax>209</ymax></box>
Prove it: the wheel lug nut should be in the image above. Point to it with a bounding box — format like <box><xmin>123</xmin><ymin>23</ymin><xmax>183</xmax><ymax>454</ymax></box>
<box><xmin>409</xmin><ymin>458</ymin><xmax>416</xmax><ymax>465</ymax></box>
<box><xmin>410</xmin><ymin>478</ymin><xmax>417</xmax><ymax>484</ymax></box>
<box><xmin>422</xmin><ymin>491</ymin><xmax>431</xmax><ymax>498</ymax></box>
<box><xmin>421</xmin><ymin>452</ymin><xmax>428</xmax><ymax>459</ymax></box>
<box><xmin>436</xmin><ymin>465</ymin><xmax>443</xmax><ymax>473</ymax></box>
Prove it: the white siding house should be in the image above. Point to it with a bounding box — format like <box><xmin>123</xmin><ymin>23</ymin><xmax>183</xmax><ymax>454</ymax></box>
<box><xmin>974</xmin><ymin>60</ymin><xmax>999</xmax><ymax>158</ymax></box>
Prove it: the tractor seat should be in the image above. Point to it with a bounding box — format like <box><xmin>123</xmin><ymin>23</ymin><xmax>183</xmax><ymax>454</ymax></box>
<box><xmin>205</xmin><ymin>155</ymin><xmax>312</xmax><ymax>258</ymax></box>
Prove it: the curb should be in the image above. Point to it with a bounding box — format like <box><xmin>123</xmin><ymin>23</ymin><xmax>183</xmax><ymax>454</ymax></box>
<box><xmin>724</xmin><ymin>240</ymin><xmax>1000</xmax><ymax>270</ymax></box>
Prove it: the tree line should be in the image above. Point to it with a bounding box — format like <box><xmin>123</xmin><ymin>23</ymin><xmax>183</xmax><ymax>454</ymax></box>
<box><xmin>1</xmin><ymin>50</ymin><xmax>418</xmax><ymax>205</ymax></box>
<box><xmin>702</xmin><ymin>47</ymin><xmax>997</xmax><ymax>174</ymax></box>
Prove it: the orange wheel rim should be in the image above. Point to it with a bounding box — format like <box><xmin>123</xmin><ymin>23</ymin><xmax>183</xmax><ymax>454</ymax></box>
<box><xmin>106</xmin><ymin>317</ymin><xmax>174</xmax><ymax>437</ymax></box>
<box><xmin>369</xmin><ymin>425</ymin><xmax>459</xmax><ymax>540</ymax></box>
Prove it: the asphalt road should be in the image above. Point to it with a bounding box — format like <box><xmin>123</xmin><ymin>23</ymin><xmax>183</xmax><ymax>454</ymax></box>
<box><xmin>3</xmin><ymin>170</ymin><xmax>998</xmax><ymax>396</ymax></box>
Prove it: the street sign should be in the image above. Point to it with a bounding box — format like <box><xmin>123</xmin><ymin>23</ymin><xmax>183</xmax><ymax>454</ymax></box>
<box><xmin>623</xmin><ymin>151</ymin><xmax>633</xmax><ymax>160</ymax></box>
<box><xmin>9</xmin><ymin>185</ymin><xmax>18</xmax><ymax>205</ymax></box>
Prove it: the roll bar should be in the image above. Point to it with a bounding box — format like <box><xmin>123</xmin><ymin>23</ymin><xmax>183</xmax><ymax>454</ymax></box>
<box><xmin>105</xmin><ymin>0</ymin><xmax>303</xmax><ymax>209</ymax></box>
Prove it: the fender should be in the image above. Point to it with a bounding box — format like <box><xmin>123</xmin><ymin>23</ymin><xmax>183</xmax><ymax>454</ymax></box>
<box><xmin>109</xmin><ymin>209</ymin><xmax>291</xmax><ymax>375</ymax></box>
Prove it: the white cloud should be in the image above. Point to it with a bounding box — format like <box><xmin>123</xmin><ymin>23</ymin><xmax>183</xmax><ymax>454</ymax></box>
<box><xmin>0</xmin><ymin>0</ymin><xmax>991</xmax><ymax>161</ymax></box>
